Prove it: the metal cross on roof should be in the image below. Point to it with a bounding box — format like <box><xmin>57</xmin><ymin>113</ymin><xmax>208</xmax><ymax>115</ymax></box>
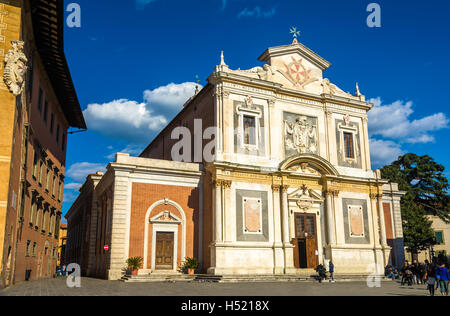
<box><xmin>290</xmin><ymin>27</ymin><xmax>300</xmax><ymax>39</ymax></box>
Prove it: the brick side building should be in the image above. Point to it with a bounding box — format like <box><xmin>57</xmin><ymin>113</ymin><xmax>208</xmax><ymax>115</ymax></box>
<box><xmin>0</xmin><ymin>0</ymin><xmax>86</xmax><ymax>288</ymax></box>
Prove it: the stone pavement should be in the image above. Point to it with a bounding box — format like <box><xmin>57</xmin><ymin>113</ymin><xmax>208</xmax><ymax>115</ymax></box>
<box><xmin>0</xmin><ymin>277</ymin><xmax>433</xmax><ymax>296</ymax></box>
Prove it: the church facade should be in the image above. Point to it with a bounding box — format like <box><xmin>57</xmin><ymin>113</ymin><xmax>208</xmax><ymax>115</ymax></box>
<box><xmin>66</xmin><ymin>38</ymin><xmax>405</xmax><ymax>280</ymax></box>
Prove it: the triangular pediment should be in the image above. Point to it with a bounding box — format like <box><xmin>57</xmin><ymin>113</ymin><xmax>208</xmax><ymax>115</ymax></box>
<box><xmin>258</xmin><ymin>41</ymin><xmax>331</xmax><ymax>71</ymax></box>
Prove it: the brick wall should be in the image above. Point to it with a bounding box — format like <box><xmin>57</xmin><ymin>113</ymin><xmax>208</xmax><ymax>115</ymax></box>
<box><xmin>129</xmin><ymin>182</ymin><xmax>200</xmax><ymax>270</ymax></box>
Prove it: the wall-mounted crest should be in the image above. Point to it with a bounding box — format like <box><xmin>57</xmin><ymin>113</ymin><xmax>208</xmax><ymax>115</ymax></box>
<box><xmin>4</xmin><ymin>41</ymin><xmax>28</xmax><ymax>96</ymax></box>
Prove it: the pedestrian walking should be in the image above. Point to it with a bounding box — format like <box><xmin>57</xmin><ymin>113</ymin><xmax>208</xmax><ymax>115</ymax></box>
<box><xmin>436</xmin><ymin>262</ymin><xmax>449</xmax><ymax>296</ymax></box>
<box><xmin>424</xmin><ymin>265</ymin><xmax>437</xmax><ymax>296</ymax></box>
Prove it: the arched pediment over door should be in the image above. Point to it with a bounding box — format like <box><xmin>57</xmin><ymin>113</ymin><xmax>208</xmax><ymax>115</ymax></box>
<box><xmin>279</xmin><ymin>153</ymin><xmax>339</xmax><ymax>177</ymax></box>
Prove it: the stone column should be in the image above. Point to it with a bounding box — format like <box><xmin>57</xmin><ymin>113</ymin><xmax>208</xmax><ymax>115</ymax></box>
<box><xmin>377</xmin><ymin>193</ymin><xmax>388</xmax><ymax>247</ymax></box>
<box><xmin>281</xmin><ymin>185</ymin><xmax>290</xmax><ymax>245</ymax></box>
<box><xmin>214</xmin><ymin>180</ymin><xmax>223</xmax><ymax>242</ymax></box>
<box><xmin>362</xmin><ymin>117</ymin><xmax>371</xmax><ymax>171</ymax></box>
<box><xmin>325</xmin><ymin>190</ymin><xmax>335</xmax><ymax>245</ymax></box>
<box><xmin>272</xmin><ymin>185</ymin><xmax>282</xmax><ymax>244</ymax></box>
<box><xmin>222</xmin><ymin>180</ymin><xmax>232</xmax><ymax>242</ymax></box>
<box><xmin>370</xmin><ymin>193</ymin><xmax>381</xmax><ymax>247</ymax></box>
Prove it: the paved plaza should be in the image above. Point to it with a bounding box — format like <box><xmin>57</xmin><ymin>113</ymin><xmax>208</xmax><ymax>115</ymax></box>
<box><xmin>0</xmin><ymin>277</ymin><xmax>433</xmax><ymax>296</ymax></box>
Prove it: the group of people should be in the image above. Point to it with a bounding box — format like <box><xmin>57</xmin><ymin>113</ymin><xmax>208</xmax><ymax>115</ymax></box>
<box><xmin>55</xmin><ymin>265</ymin><xmax>68</xmax><ymax>277</ymax></box>
<box><xmin>315</xmin><ymin>261</ymin><xmax>334</xmax><ymax>283</ymax></box>
<box><xmin>386</xmin><ymin>257</ymin><xmax>449</xmax><ymax>296</ymax></box>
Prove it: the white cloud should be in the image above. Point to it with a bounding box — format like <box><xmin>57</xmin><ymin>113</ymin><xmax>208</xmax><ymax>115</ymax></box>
<box><xmin>370</xmin><ymin>138</ymin><xmax>405</xmax><ymax>168</ymax></box>
<box><xmin>143</xmin><ymin>82</ymin><xmax>199</xmax><ymax>110</ymax></box>
<box><xmin>368</xmin><ymin>97</ymin><xmax>449</xmax><ymax>144</ymax></box>
<box><xmin>64</xmin><ymin>183</ymin><xmax>83</xmax><ymax>191</ymax></box>
<box><xmin>237</xmin><ymin>6</ymin><xmax>277</xmax><ymax>19</ymax></box>
<box><xmin>66</xmin><ymin>162</ymin><xmax>106</xmax><ymax>183</ymax></box>
<box><xmin>83</xmin><ymin>82</ymin><xmax>199</xmax><ymax>144</ymax></box>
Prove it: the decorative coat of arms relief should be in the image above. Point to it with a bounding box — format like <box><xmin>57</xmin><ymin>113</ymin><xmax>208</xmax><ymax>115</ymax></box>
<box><xmin>284</xmin><ymin>115</ymin><xmax>318</xmax><ymax>155</ymax></box>
<box><xmin>3</xmin><ymin>41</ymin><xmax>28</xmax><ymax>96</ymax></box>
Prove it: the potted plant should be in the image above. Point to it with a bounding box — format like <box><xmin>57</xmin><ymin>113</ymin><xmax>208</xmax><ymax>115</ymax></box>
<box><xmin>126</xmin><ymin>257</ymin><xmax>143</xmax><ymax>276</ymax></box>
<box><xmin>183</xmin><ymin>257</ymin><xmax>199</xmax><ymax>275</ymax></box>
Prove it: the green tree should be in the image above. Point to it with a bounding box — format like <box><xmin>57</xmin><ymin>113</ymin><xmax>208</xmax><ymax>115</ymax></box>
<box><xmin>380</xmin><ymin>153</ymin><xmax>450</xmax><ymax>255</ymax></box>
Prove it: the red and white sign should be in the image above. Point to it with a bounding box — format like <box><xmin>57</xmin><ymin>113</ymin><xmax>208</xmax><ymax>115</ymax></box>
<box><xmin>104</xmin><ymin>245</ymin><xmax>109</xmax><ymax>251</ymax></box>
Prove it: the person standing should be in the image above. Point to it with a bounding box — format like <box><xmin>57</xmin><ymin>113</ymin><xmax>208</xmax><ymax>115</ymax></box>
<box><xmin>401</xmin><ymin>262</ymin><xmax>409</xmax><ymax>286</ymax></box>
<box><xmin>436</xmin><ymin>262</ymin><xmax>449</xmax><ymax>296</ymax></box>
<box><xmin>424</xmin><ymin>265</ymin><xmax>437</xmax><ymax>296</ymax></box>
<box><xmin>329</xmin><ymin>261</ymin><xmax>335</xmax><ymax>283</ymax></box>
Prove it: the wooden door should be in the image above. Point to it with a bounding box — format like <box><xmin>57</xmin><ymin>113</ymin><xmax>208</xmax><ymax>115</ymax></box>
<box><xmin>294</xmin><ymin>213</ymin><xmax>318</xmax><ymax>269</ymax></box>
<box><xmin>155</xmin><ymin>232</ymin><xmax>174</xmax><ymax>270</ymax></box>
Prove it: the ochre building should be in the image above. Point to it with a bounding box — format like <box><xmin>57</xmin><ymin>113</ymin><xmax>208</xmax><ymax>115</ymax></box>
<box><xmin>0</xmin><ymin>0</ymin><xmax>85</xmax><ymax>287</ymax></box>
<box><xmin>67</xmin><ymin>38</ymin><xmax>405</xmax><ymax>280</ymax></box>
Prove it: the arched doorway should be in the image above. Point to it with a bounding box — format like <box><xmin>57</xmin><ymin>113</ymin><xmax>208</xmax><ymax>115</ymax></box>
<box><xmin>143</xmin><ymin>199</ymin><xmax>186</xmax><ymax>272</ymax></box>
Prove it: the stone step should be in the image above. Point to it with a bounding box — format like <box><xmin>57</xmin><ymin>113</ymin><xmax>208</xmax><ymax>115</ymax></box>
<box><xmin>121</xmin><ymin>274</ymin><xmax>196</xmax><ymax>283</ymax></box>
<box><xmin>121</xmin><ymin>273</ymin><xmax>391</xmax><ymax>283</ymax></box>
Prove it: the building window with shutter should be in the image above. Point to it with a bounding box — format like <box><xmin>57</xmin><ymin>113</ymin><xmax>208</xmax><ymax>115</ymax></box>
<box><xmin>344</xmin><ymin>132</ymin><xmax>355</xmax><ymax>159</ymax></box>
<box><xmin>26</xmin><ymin>241</ymin><xmax>31</xmax><ymax>257</ymax></box>
<box><xmin>435</xmin><ymin>231</ymin><xmax>444</xmax><ymax>245</ymax></box>
<box><xmin>32</xmin><ymin>151</ymin><xmax>38</xmax><ymax>178</ymax></box>
<box><xmin>243</xmin><ymin>115</ymin><xmax>256</xmax><ymax>146</ymax></box>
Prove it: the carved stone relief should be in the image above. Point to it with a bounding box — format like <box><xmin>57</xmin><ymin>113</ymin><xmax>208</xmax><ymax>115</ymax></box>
<box><xmin>284</xmin><ymin>112</ymin><xmax>318</xmax><ymax>158</ymax></box>
<box><xmin>3</xmin><ymin>41</ymin><xmax>27</xmax><ymax>96</ymax></box>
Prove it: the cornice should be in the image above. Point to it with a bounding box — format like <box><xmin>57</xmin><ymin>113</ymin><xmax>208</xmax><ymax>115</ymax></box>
<box><xmin>209</xmin><ymin>71</ymin><xmax>373</xmax><ymax>112</ymax></box>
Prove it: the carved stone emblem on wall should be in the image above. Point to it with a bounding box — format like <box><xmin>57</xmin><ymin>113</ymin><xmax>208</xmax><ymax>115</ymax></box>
<box><xmin>287</xmin><ymin>162</ymin><xmax>321</xmax><ymax>176</ymax></box>
<box><xmin>280</xmin><ymin>56</ymin><xmax>319</xmax><ymax>88</ymax></box>
<box><xmin>288</xmin><ymin>184</ymin><xmax>324</xmax><ymax>212</ymax></box>
<box><xmin>3</xmin><ymin>41</ymin><xmax>28</xmax><ymax>96</ymax></box>
<box><xmin>284</xmin><ymin>112</ymin><xmax>318</xmax><ymax>157</ymax></box>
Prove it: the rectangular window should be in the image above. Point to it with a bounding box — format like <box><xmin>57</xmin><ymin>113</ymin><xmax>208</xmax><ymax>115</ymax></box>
<box><xmin>43</xmin><ymin>100</ymin><xmax>48</xmax><ymax>124</ymax></box>
<box><xmin>58</xmin><ymin>181</ymin><xmax>62</xmax><ymax>202</ymax></box>
<box><xmin>243</xmin><ymin>115</ymin><xmax>256</xmax><ymax>145</ymax></box>
<box><xmin>46</xmin><ymin>167</ymin><xmax>51</xmax><ymax>191</ymax></box>
<box><xmin>42</xmin><ymin>212</ymin><xmax>47</xmax><ymax>233</ymax></box>
<box><xmin>35</xmin><ymin>206</ymin><xmax>40</xmax><ymax>230</ymax></box>
<box><xmin>52</xmin><ymin>174</ymin><xmax>57</xmax><ymax>197</ymax></box>
<box><xmin>344</xmin><ymin>132</ymin><xmax>355</xmax><ymax>159</ymax></box>
<box><xmin>38</xmin><ymin>88</ymin><xmax>43</xmax><ymax>113</ymax></box>
<box><xmin>32</xmin><ymin>242</ymin><xmax>37</xmax><ymax>257</ymax></box>
<box><xmin>32</xmin><ymin>151</ymin><xmax>38</xmax><ymax>178</ymax></box>
<box><xmin>50</xmin><ymin>113</ymin><xmax>54</xmax><ymax>134</ymax></box>
<box><xmin>30</xmin><ymin>199</ymin><xmax>36</xmax><ymax>226</ymax></box>
<box><xmin>39</xmin><ymin>160</ymin><xmax>44</xmax><ymax>185</ymax></box>
<box><xmin>435</xmin><ymin>231</ymin><xmax>444</xmax><ymax>245</ymax></box>
<box><xmin>26</xmin><ymin>241</ymin><xmax>31</xmax><ymax>257</ymax></box>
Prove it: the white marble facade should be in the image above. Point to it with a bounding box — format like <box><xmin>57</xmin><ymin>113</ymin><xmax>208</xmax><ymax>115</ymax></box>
<box><xmin>206</xmin><ymin>39</ymin><xmax>404</xmax><ymax>276</ymax></box>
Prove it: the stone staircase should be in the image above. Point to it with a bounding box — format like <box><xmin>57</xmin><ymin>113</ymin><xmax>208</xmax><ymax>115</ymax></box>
<box><xmin>121</xmin><ymin>273</ymin><xmax>196</xmax><ymax>283</ymax></box>
<box><xmin>121</xmin><ymin>272</ymin><xmax>391</xmax><ymax>283</ymax></box>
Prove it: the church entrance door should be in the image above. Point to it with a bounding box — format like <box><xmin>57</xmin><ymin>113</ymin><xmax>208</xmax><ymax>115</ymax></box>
<box><xmin>293</xmin><ymin>213</ymin><xmax>318</xmax><ymax>269</ymax></box>
<box><xmin>155</xmin><ymin>232</ymin><xmax>174</xmax><ymax>270</ymax></box>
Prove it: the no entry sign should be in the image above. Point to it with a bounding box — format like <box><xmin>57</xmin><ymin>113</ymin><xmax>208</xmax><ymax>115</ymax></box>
<box><xmin>104</xmin><ymin>245</ymin><xmax>109</xmax><ymax>251</ymax></box>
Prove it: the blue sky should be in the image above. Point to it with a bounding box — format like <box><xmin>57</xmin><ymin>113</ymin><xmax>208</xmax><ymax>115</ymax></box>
<box><xmin>61</xmin><ymin>0</ymin><xmax>450</xmax><ymax>215</ymax></box>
